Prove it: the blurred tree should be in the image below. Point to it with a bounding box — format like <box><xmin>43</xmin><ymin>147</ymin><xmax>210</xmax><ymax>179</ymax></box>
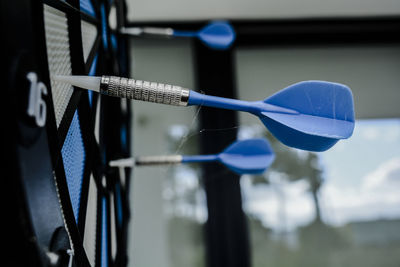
<box><xmin>163</xmin><ymin>125</ymin><xmax>400</xmax><ymax>267</ymax></box>
<box><xmin>303</xmin><ymin>153</ymin><xmax>323</xmax><ymax>222</ymax></box>
<box><xmin>168</xmin><ymin>216</ymin><xmax>205</xmax><ymax>267</ymax></box>
<box><xmin>252</xmin><ymin>131</ymin><xmax>324</xmax><ymax>223</ymax></box>
<box><xmin>165</xmin><ymin>126</ymin><xmax>206</xmax><ymax>267</ymax></box>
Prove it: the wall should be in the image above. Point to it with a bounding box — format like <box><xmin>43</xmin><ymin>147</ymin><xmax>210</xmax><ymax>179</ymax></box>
<box><xmin>235</xmin><ymin>45</ymin><xmax>400</xmax><ymax>120</ymax></box>
<box><xmin>128</xmin><ymin>38</ymin><xmax>196</xmax><ymax>267</ymax></box>
<box><xmin>126</xmin><ymin>0</ymin><xmax>400</xmax><ymax>22</ymax></box>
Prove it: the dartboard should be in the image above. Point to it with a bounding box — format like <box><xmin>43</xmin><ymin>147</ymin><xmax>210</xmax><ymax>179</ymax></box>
<box><xmin>2</xmin><ymin>0</ymin><xmax>131</xmax><ymax>266</ymax></box>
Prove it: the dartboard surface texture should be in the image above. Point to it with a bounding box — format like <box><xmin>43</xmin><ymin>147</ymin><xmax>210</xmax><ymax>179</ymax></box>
<box><xmin>1</xmin><ymin>0</ymin><xmax>132</xmax><ymax>266</ymax></box>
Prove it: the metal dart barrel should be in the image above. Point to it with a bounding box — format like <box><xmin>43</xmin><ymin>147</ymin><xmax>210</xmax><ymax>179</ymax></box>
<box><xmin>135</xmin><ymin>155</ymin><xmax>183</xmax><ymax>166</ymax></box>
<box><xmin>100</xmin><ymin>76</ymin><xmax>190</xmax><ymax>106</ymax></box>
<box><xmin>109</xmin><ymin>155</ymin><xmax>183</xmax><ymax>168</ymax></box>
<box><xmin>120</xmin><ymin>27</ymin><xmax>174</xmax><ymax>37</ymax></box>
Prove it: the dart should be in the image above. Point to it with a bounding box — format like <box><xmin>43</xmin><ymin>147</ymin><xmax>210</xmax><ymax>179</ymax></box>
<box><xmin>120</xmin><ymin>21</ymin><xmax>235</xmax><ymax>50</ymax></box>
<box><xmin>53</xmin><ymin>75</ymin><xmax>355</xmax><ymax>152</ymax></box>
<box><xmin>109</xmin><ymin>138</ymin><xmax>274</xmax><ymax>175</ymax></box>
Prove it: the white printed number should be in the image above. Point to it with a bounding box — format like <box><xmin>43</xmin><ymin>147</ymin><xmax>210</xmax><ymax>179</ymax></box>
<box><xmin>26</xmin><ymin>72</ymin><xmax>48</xmax><ymax>127</ymax></box>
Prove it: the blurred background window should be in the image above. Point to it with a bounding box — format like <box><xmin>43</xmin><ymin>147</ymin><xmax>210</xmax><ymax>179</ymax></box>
<box><xmin>236</xmin><ymin>45</ymin><xmax>400</xmax><ymax>267</ymax></box>
<box><xmin>126</xmin><ymin>1</ymin><xmax>400</xmax><ymax>266</ymax></box>
<box><xmin>129</xmin><ymin>38</ymin><xmax>207</xmax><ymax>267</ymax></box>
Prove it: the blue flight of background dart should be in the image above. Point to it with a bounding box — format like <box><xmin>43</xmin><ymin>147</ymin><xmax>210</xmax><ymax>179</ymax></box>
<box><xmin>120</xmin><ymin>21</ymin><xmax>236</xmax><ymax>50</ymax></box>
<box><xmin>110</xmin><ymin>138</ymin><xmax>275</xmax><ymax>175</ymax></box>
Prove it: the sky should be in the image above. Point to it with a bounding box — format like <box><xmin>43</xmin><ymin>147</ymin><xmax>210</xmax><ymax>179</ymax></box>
<box><xmin>241</xmin><ymin>119</ymin><xmax>400</xmax><ymax>231</ymax></box>
<box><xmin>320</xmin><ymin>119</ymin><xmax>400</xmax><ymax>226</ymax></box>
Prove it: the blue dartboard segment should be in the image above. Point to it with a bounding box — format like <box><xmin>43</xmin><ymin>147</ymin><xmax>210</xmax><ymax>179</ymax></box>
<box><xmin>61</xmin><ymin>111</ymin><xmax>86</xmax><ymax>222</ymax></box>
<box><xmin>80</xmin><ymin>0</ymin><xmax>96</xmax><ymax>17</ymax></box>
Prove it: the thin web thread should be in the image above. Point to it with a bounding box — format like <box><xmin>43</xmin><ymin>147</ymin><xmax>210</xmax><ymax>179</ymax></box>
<box><xmin>173</xmin><ymin>105</ymin><xmax>203</xmax><ymax>156</ymax></box>
<box><xmin>174</xmin><ymin>89</ymin><xmax>241</xmax><ymax>156</ymax></box>
<box><xmin>141</xmin><ymin>91</ymin><xmax>242</xmax><ymax>178</ymax></box>
<box><xmin>160</xmin><ymin>98</ymin><xmax>243</xmax><ymax>221</ymax></box>
<box><xmin>163</xmin><ymin>107</ymin><xmax>242</xmax><ymax>175</ymax></box>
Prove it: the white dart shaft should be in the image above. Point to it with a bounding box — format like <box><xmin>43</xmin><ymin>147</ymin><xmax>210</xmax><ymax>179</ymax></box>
<box><xmin>53</xmin><ymin>75</ymin><xmax>101</xmax><ymax>92</ymax></box>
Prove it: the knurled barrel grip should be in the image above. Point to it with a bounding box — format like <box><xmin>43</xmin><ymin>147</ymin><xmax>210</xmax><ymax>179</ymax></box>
<box><xmin>135</xmin><ymin>155</ymin><xmax>183</xmax><ymax>165</ymax></box>
<box><xmin>100</xmin><ymin>76</ymin><xmax>189</xmax><ymax>106</ymax></box>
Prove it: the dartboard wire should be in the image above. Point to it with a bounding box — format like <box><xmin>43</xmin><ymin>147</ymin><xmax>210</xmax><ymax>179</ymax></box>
<box><xmin>37</xmin><ymin>1</ymin><xmax>93</xmax><ymax>265</ymax></box>
<box><xmin>42</xmin><ymin>0</ymin><xmax>99</xmax><ymax>147</ymax></box>
<box><xmin>76</xmin><ymin>25</ymin><xmax>103</xmax><ymax>238</ymax></box>
<box><xmin>112</xmin><ymin>174</ymin><xmax>130</xmax><ymax>266</ymax></box>
<box><xmin>36</xmin><ymin>4</ymin><xmax>78</xmax><ymax>261</ymax></box>
<box><xmin>95</xmin><ymin>187</ymin><xmax>103</xmax><ymax>267</ymax></box>
<box><xmin>58</xmin><ymin>91</ymin><xmax>84</xmax><ymax>146</ymax></box>
<box><xmin>85</xmin><ymin>35</ymin><xmax>102</xmax><ymax>73</ymax></box>
<box><xmin>78</xmin><ymin>94</ymin><xmax>119</xmax><ymax>267</ymax></box>
<box><xmin>81</xmin><ymin>0</ymin><xmax>101</xmax><ymax>24</ymax></box>
<box><xmin>44</xmin><ymin>0</ymin><xmax>99</xmax><ymax>25</ymax></box>
<box><xmin>99</xmin><ymin>53</ymin><xmax>127</xmax><ymax>267</ymax></box>
<box><xmin>78</xmin><ymin>132</ymin><xmax>119</xmax><ymax>267</ymax></box>
<box><xmin>58</xmin><ymin>1</ymin><xmax>87</xmax><ymax>146</ymax></box>
<box><xmin>93</xmin><ymin>172</ymin><xmax>113</xmax><ymax>267</ymax></box>
<box><xmin>91</xmin><ymin>1</ymin><xmax>133</xmax><ymax>265</ymax></box>
<box><xmin>77</xmin><ymin>92</ymin><xmax>98</xmax><ymax>237</ymax></box>
<box><xmin>51</xmin><ymin>170</ymin><xmax>76</xmax><ymax>262</ymax></box>
<box><xmin>113</xmin><ymin>2</ymin><xmax>135</xmax><ymax>263</ymax></box>
<box><xmin>82</xmin><ymin>0</ymin><xmax>102</xmax><ymax>73</ymax></box>
<box><xmin>81</xmin><ymin>11</ymin><xmax>100</xmax><ymax>25</ymax></box>
<box><xmin>51</xmin><ymin>150</ymin><xmax>92</xmax><ymax>267</ymax></box>
<box><xmin>78</xmin><ymin>85</ymin><xmax>112</xmax><ymax>232</ymax></box>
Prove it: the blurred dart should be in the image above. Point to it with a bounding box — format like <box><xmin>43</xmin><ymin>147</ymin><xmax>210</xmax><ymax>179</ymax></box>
<box><xmin>120</xmin><ymin>21</ymin><xmax>235</xmax><ymax>50</ymax></box>
<box><xmin>54</xmin><ymin>75</ymin><xmax>355</xmax><ymax>152</ymax></box>
<box><xmin>109</xmin><ymin>138</ymin><xmax>274</xmax><ymax>175</ymax></box>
